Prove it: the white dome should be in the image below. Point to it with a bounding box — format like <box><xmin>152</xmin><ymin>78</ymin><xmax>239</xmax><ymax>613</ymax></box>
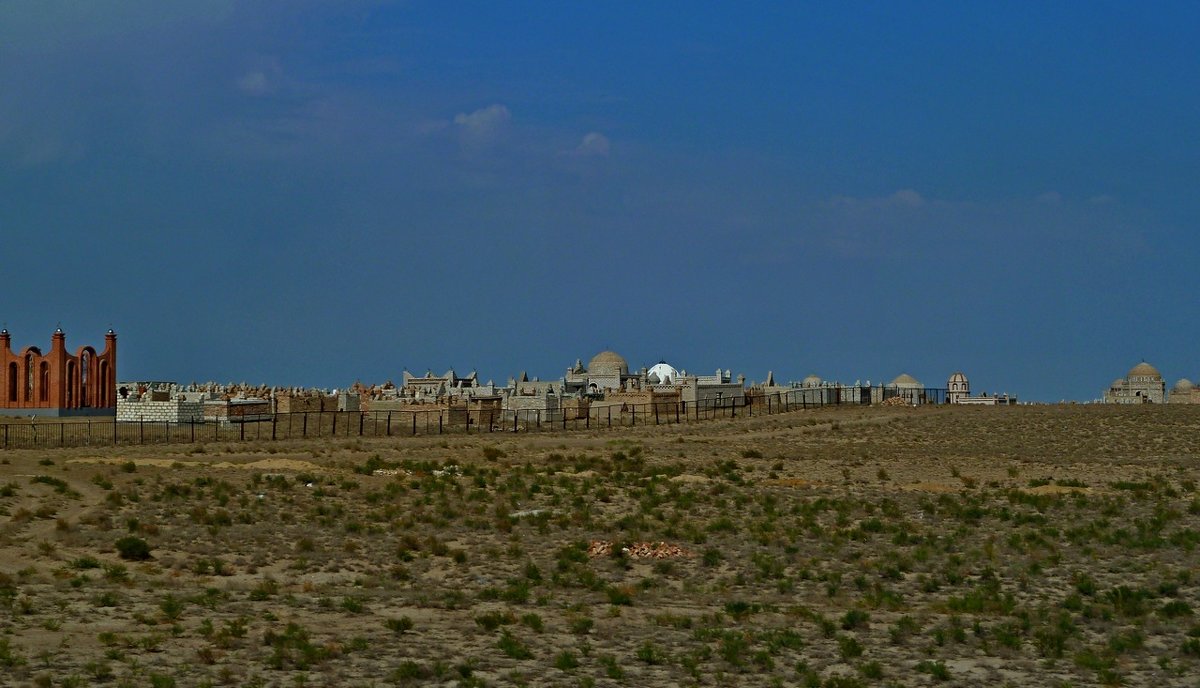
<box><xmin>647</xmin><ymin>362</ymin><xmax>678</xmax><ymax>385</ymax></box>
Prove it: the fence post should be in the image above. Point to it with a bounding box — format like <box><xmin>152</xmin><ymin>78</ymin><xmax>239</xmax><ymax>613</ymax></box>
<box><xmin>139</xmin><ymin>418</ymin><xmax>144</xmax><ymax>445</ymax></box>
<box><xmin>272</xmin><ymin>415</ymin><xmax>277</xmax><ymax>441</ymax></box>
<box><xmin>332</xmin><ymin>412</ymin><xmax>337</xmax><ymax>436</ymax></box>
<box><xmin>631</xmin><ymin>406</ymin><xmax>636</xmax><ymax>426</ymax></box>
<box><xmin>387</xmin><ymin>412</ymin><xmax>392</xmax><ymax>436</ymax></box>
<box><xmin>59</xmin><ymin>423</ymin><xmax>64</xmax><ymax>448</ymax></box>
<box><xmin>412</xmin><ymin>413</ymin><xmax>417</xmax><ymax>436</ymax></box>
<box><xmin>438</xmin><ymin>413</ymin><xmax>443</xmax><ymax>434</ymax></box>
<box><xmin>359</xmin><ymin>413</ymin><xmax>364</xmax><ymax>436</ymax></box>
<box><xmin>240</xmin><ymin>421</ymin><xmax>245</xmax><ymax>441</ymax></box>
<box><xmin>303</xmin><ymin>412</ymin><xmax>308</xmax><ymax>438</ymax></box>
<box><xmin>191</xmin><ymin>418</ymin><xmax>195</xmax><ymax>443</ymax></box>
<box><xmin>536</xmin><ymin>411</ymin><xmax>540</xmax><ymax>430</ymax></box>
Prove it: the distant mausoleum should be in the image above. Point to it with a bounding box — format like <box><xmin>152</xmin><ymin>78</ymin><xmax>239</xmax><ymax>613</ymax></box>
<box><xmin>1169</xmin><ymin>379</ymin><xmax>1200</xmax><ymax>404</ymax></box>
<box><xmin>1104</xmin><ymin>362</ymin><xmax>1166</xmax><ymax>404</ymax></box>
<box><xmin>0</xmin><ymin>329</ymin><xmax>117</xmax><ymax>417</ymax></box>
<box><xmin>946</xmin><ymin>371</ymin><xmax>1017</xmax><ymax>405</ymax></box>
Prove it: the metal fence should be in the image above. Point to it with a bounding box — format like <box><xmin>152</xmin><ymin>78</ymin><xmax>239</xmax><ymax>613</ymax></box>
<box><xmin>0</xmin><ymin>386</ymin><xmax>949</xmax><ymax>451</ymax></box>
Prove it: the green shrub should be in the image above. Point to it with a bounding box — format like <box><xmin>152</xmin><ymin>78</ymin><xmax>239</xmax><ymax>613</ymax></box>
<box><xmin>475</xmin><ymin>610</ymin><xmax>516</xmax><ymax>631</ymax></box>
<box><xmin>636</xmin><ymin>641</ymin><xmax>663</xmax><ymax>664</ymax></box>
<box><xmin>0</xmin><ymin>638</ymin><xmax>24</xmax><ymax>668</ymax></box>
<box><xmin>916</xmin><ymin>660</ymin><xmax>951</xmax><ymax>680</ymax></box>
<box><xmin>569</xmin><ymin>617</ymin><xmax>594</xmax><ymax>635</ymax></box>
<box><xmin>115</xmin><ymin>536</ymin><xmax>151</xmax><ymax>561</ymax></box>
<box><xmin>554</xmin><ymin>651</ymin><xmax>579</xmax><ymax>670</ymax></box>
<box><xmin>385</xmin><ymin>616</ymin><xmax>413</xmax><ymax>634</ymax></box>
<box><xmin>496</xmin><ymin>630</ymin><xmax>532</xmax><ymax>659</ymax></box>
<box><xmin>837</xmin><ymin>635</ymin><xmax>863</xmax><ymax>660</ymax></box>
<box><xmin>606</xmin><ymin>586</ymin><xmax>634</xmax><ymax>606</ymax></box>
<box><xmin>842</xmin><ymin>609</ymin><xmax>870</xmax><ymax>630</ymax></box>
<box><xmin>1160</xmin><ymin>600</ymin><xmax>1193</xmax><ymax>618</ymax></box>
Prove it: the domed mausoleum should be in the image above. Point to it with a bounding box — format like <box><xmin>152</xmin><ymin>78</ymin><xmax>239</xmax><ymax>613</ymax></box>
<box><xmin>1104</xmin><ymin>361</ymin><xmax>1166</xmax><ymax>404</ymax></box>
<box><xmin>582</xmin><ymin>351</ymin><xmax>630</xmax><ymax>392</ymax></box>
<box><xmin>1169</xmin><ymin>378</ymin><xmax>1200</xmax><ymax>404</ymax></box>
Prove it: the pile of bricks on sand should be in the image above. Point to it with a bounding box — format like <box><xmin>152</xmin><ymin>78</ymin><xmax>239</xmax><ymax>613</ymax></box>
<box><xmin>880</xmin><ymin>395</ymin><xmax>911</xmax><ymax>407</ymax></box>
<box><xmin>587</xmin><ymin>540</ymin><xmax>691</xmax><ymax>559</ymax></box>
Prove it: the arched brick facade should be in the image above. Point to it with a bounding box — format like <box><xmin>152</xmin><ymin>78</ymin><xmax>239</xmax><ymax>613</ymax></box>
<box><xmin>0</xmin><ymin>329</ymin><xmax>117</xmax><ymax>415</ymax></box>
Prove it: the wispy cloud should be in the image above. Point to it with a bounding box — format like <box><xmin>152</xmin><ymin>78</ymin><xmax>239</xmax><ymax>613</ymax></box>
<box><xmin>235</xmin><ymin>57</ymin><xmax>286</xmax><ymax>96</ymax></box>
<box><xmin>236</xmin><ymin>71</ymin><xmax>271</xmax><ymax>95</ymax></box>
<box><xmin>453</xmin><ymin>104</ymin><xmax>510</xmax><ymax>146</ymax></box>
<box><xmin>829</xmin><ymin>188</ymin><xmax>928</xmax><ymax>210</ymax></box>
<box><xmin>568</xmin><ymin>131</ymin><xmax>610</xmax><ymax>157</ymax></box>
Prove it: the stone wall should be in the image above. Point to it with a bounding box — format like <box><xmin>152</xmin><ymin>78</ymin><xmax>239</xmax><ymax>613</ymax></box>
<box><xmin>116</xmin><ymin>399</ymin><xmax>203</xmax><ymax>423</ymax></box>
<box><xmin>276</xmin><ymin>394</ymin><xmax>336</xmax><ymax>414</ymax></box>
<box><xmin>204</xmin><ymin>400</ymin><xmax>272</xmax><ymax>423</ymax></box>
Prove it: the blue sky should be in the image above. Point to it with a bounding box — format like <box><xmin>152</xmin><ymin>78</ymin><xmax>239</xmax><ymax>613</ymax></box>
<box><xmin>1</xmin><ymin>2</ymin><xmax>1196</xmax><ymax>401</ymax></box>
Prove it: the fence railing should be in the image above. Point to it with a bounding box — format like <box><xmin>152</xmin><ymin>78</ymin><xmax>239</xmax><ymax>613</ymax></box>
<box><xmin>0</xmin><ymin>386</ymin><xmax>948</xmax><ymax>451</ymax></box>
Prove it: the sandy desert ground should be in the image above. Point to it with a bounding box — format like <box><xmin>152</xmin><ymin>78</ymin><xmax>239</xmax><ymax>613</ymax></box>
<box><xmin>2</xmin><ymin>404</ymin><xmax>1200</xmax><ymax>687</ymax></box>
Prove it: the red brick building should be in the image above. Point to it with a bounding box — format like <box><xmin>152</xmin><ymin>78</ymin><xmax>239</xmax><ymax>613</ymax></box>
<box><xmin>0</xmin><ymin>329</ymin><xmax>117</xmax><ymax>416</ymax></box>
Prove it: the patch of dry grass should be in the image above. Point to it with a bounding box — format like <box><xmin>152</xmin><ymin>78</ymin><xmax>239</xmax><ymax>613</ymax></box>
<box><xmin>0</xmin><ymin>405</ymin><xmax>1198</xmax><ymax>686</ymax></box>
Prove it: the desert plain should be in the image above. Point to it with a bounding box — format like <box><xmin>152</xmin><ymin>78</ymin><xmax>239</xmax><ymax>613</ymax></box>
<box><xmin>1</xmin><ymin>404</ymin><xmax>1200</xmax><ymax>687</ymax></box>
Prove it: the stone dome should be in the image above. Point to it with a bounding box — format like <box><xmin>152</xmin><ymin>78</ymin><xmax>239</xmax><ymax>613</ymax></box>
<box><xmin>891</xmin><ymin>373</ymin><xmax>922</xmax><ymax>387</ymax></box>
<box><xmin>802</xmin><ymin>374</ymin><xmax>823</xmax><ymax>387</ymax></box>
<box><xmin>1128</xmin><ymin>361</ymin><xmax>1162</xmax><ymax>379</ymax></box>
<box><xmin>948</xmin><ymin>371</ymin><xmax>967</xmax><ymax>384</ymax></box>
<box><xmin>1173</xmin><ymin>378</ymin><xmax>1195</xmax><ymax>393</ymax></box>
<box><xmin>588</xmin><ymin>350</ymin><xmax>628</xmax><ymax>375</ymax></box>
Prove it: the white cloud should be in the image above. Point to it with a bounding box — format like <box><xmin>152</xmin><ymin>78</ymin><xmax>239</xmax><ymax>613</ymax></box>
<box><xmin>889</xmin><ymin>189</ymin><xmax>925</xmax><ymax>207</ymax></box>
<box><xmin>829</xmin><ymin>188</ymin><xmax>927</xmax><ymax>210</ymax></box>
<box><xmin>453</xmin><ymin>104</ymin><xmax>510</xmax><ymax>145</ymax></box>
<box><xmin>235</xmin><ymin>57</ymin><xmax>283</xmax><ymax>96</ymax></box>
<box><xmin>236</xmin><ymin>71</ymin><xmax>271</xmax><ymax>95</ymax></box>
<box><xmin>570</xmin><ymin>131</ymin><xmax>610</xmax><ymax>157</ymax></box>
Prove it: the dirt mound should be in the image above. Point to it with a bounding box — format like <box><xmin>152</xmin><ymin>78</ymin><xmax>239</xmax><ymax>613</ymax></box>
<box><xmin>587</xmin><ymin>540</ymin><xmax>692</xmax><ymax>559</ymax></box>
